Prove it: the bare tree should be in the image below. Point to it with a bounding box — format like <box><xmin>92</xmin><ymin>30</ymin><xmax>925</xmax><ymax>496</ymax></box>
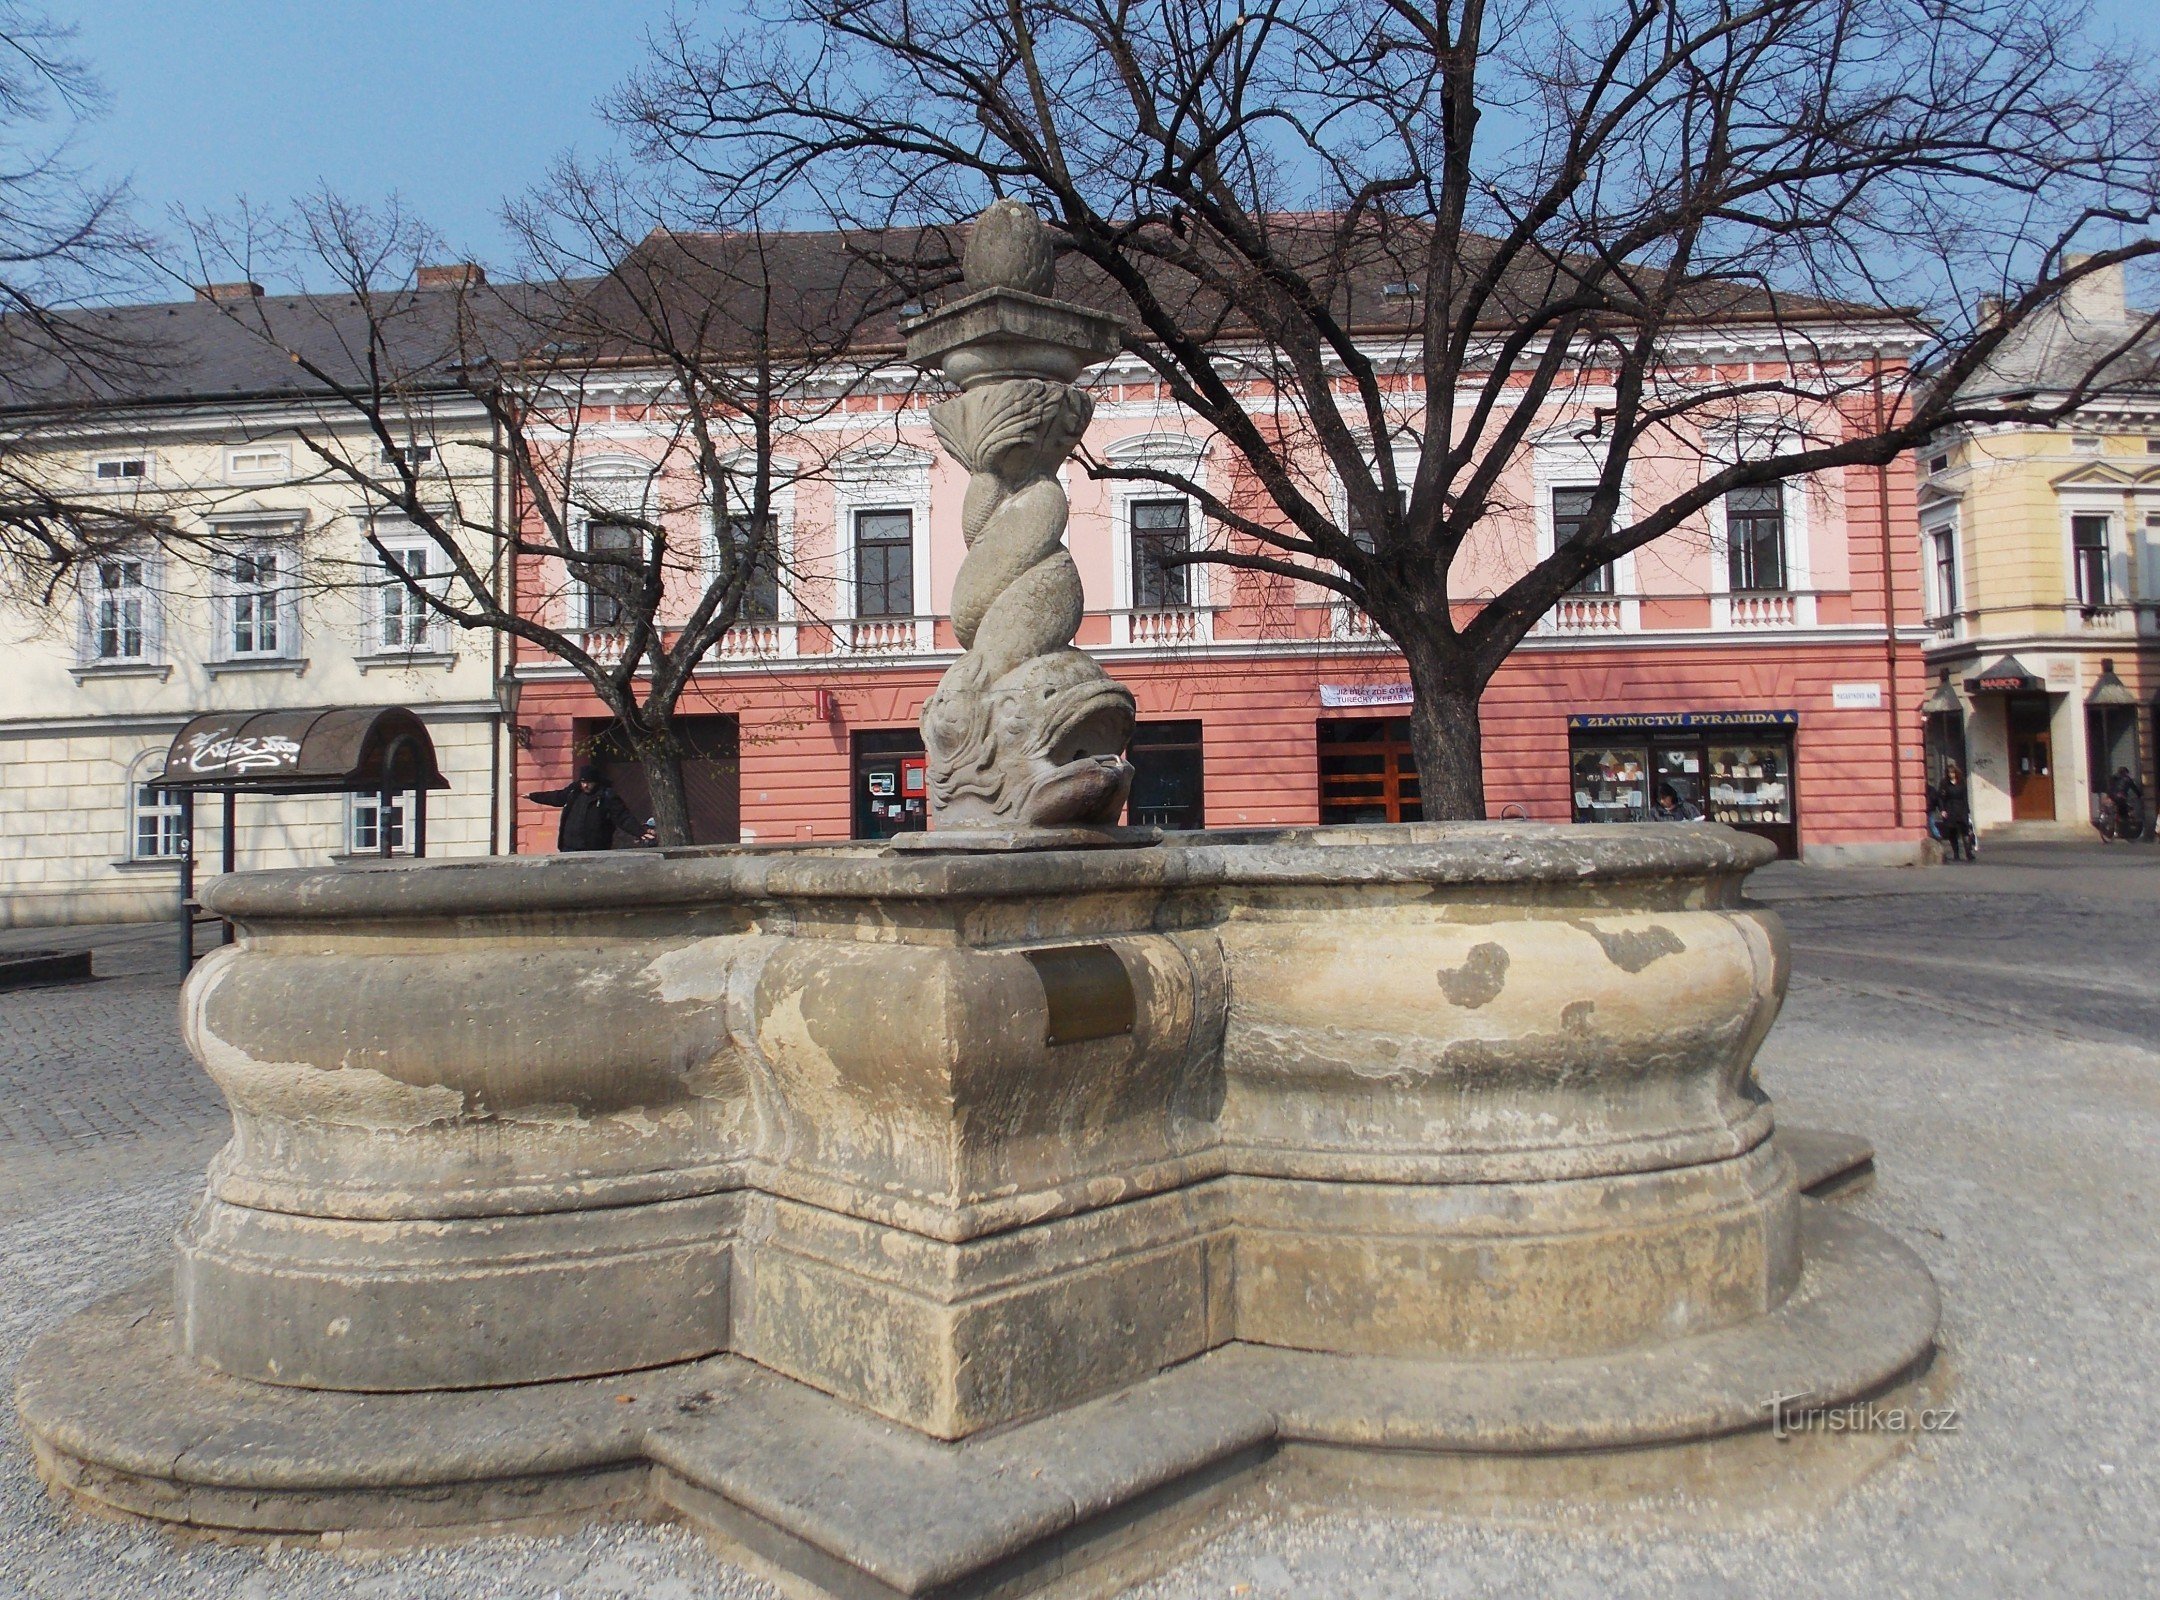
<box><xmin>180</xmin><ymin>181</ymin><xmax>925</xmax><ymax>843</ymax></box>
<box><xmin>618</xmin><ymin>0</ymin><xmax>2160</xmax><ymax>816</ymax></box>
<box><xmin>0</xmin><ymin>2</ymin><xmax>177</xmax><ymax>603</ymax></box>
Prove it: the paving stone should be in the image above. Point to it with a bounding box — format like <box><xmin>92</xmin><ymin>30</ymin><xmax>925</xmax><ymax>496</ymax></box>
<box><xmin>4</xmin><ymin>851</ymin><xmax>2158</xmax><ymax>1600</ymax></box>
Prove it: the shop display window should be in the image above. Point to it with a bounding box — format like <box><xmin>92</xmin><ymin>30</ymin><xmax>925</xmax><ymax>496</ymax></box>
<box><xmin>1571</xmin><ymin>744</ymin><xmax>1648</xmax><ymax>823</ymax></box>
<box><xmin>1706</xmin><ymin>743</ymin><xmax>1792</xmax><ymax>825</ymax></box>
<box><xmin>1653</xmin><ymin>745</ymin><xmax>1704</xmax><ymax>819</ymax></box>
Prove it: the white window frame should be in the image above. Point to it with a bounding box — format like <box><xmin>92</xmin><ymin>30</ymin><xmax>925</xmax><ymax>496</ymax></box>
<box><xmin>379</xmin><ymin>441</ymin><xmax>436</xmax><ymax>471</ymax></box>
<box><xmin>1106</xmin><ymin>434</ymin><xmax>1211</xmax><ymax>646</ymax></box>
<box><xmin>2058</xmin><ymin>491</ymin><xmax>2131</xmax><ymax>616</ymax></box>
<box><xmin>1319</xmin><ymin>438</ymin><xmax>1415</xmax><ymax>642</ymax></box>
<box><xmin>704</xmin><ymin>454</ymin><xmax>799</xmax><ymax>624</ymax></box>
<box><xmin>568</xmin><ymin>458</ymin><xmax>661</xmax><ymax>633</ymax></box>
<box><xmin>211</xmin><ymin>523</ymin><xmax>302</xmax><ymax>661</ymax></box>
<box><xmin>1923</xmin><ymin>514</ymin><xmax>1961</xmax><ymax>623</ymax></box>
<box><xmin>1531</xmin><ymin>432</ymin><xmax>1641</xmax><ymax>633</ymax></box>
<box><xmin>1705</xmin><ymin>424</ymin><xmax>1816</xmax><ymax>629</ymax></box>
<box><xmin>347</xmin><ymin>790</ymin><xmax>417</xmax><ymax>856</ymax></box>
<box><xmin>225</xmin><ymin>444</ymin><xmax>290</xmax><ymax>483</ymax></box>
<box><xmin>371</xmin><ymin>525</ymin><xmax>449</xmax><ymax>652</ymax></box>
<box><xmin>832</xmin><ymin>446</ymin><xmax>933</xmax><ymax>651</ymax></box>
<box><xmin>127</xmin><ymin>751</ymin><xmax>187</xmax><ymax>862</ymax></box>
<box><xmin>88</xmin><ymin>452</ymin><xmax>153</xmax><ymax>490</ymax></box>
<box><xmin>78</xmin><ymin>548</ymin><xmax>159</xmax><ymax>666</ymax></box>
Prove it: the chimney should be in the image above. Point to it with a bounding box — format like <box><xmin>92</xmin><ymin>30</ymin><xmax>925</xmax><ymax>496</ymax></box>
<box><xmin>2062</xmin><ymin>253</ymin><xmax>2127</xmax><ymax>325</ymax></box>
<box><xmin>194</xmin><ymin>281</ymin><xmax>265</xmax><ymax>302</ymax></box>
<box><xmin>418</xmin><ymin>263</ymin><xmax>486</xmax><ymax>290</ymax></box>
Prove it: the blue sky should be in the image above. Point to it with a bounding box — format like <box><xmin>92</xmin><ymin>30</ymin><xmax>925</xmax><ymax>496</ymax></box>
<box><xmin>49</xmin><ymin>0</ymin><xmax>2160</xmax><ymax>294</ymax></box>
<box><xmin>62</xmin><ymin>0</ymin><xmax>678</xmax><ymax>282</ymax></box>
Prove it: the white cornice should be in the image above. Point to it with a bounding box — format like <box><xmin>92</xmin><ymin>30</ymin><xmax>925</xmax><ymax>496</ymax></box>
<box><xmin>503</xmin><ymin>624</ymin><xmax>1928</xmax><ymax>687</ymax></box>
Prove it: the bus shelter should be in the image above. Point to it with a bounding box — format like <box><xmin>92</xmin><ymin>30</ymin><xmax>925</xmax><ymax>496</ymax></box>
<box><xmin>151</xmin><ymin>706</ymin><xmax>449</xmax><ymax>970</ymax></box>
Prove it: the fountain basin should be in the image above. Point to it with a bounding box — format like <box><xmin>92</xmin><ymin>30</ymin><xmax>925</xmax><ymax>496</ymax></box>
<box><xmin>19</xmin><ymin>822</ymin><xmax>1937</xmax><ymax>1596</ymax></box>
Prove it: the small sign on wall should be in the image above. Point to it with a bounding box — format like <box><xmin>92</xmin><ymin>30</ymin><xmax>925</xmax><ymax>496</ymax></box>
<box><xmin>1830</xmin><ymin>682</ymin><xmax>1884</xmax><ymax>710</ymax></box>
<box><xmin>1320</xmin><ymin>682</ymin><xmax>1415</xmax><ymax>708</ymax></box>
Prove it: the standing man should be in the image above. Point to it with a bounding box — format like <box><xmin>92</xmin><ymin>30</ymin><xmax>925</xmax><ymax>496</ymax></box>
<box><xmin>527</xmin><ymin>764</ymin><xmax>655</xmax><ymax>852</ymax></box>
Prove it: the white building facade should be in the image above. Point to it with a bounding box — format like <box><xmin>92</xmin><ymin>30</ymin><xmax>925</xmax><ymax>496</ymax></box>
<box><xmin>0</xmin><ymin>286</ymin><xmax>511</xmax><ymax>928</ymax></box>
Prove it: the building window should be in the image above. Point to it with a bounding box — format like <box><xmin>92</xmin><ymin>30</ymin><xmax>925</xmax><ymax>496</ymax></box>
<box><xmin>1931</xmin><ymin>527</ymin><xmax>1959</xmax><ymax>618</ymax></box>
<box><xmin>86</xmin><ymin>556</ymin><xmax>150</xmax><ymax>661</ymax></box>
<box><xmin>1125</xmin><ymin>721</ymin><xmax>1205</xmax><ymax>830</ymax></box>
<box><xmin>1318</xmin><ymin>718</ymin><xmax>1421</xmax><ymax>824</ymax></box>
<box><xmin>130</xmin><ymin>764</ymin><xmax>186</xmax><ymax>861</ymax></box>
<box><xmin>1724</xmin><ymin>484</ymin><xmax>1787</xmax><ymax>593</ymax></box>
<box><xmin>582</xmin><ymin>518</ymin><xmax>640</xmax><ymax>629</ymax></box>
<box><xmin>377</xmin><ymin>540</ymin><xmax>439</xmax><ymax>649</ymax></box>
<box><xmin>720</xmin><ymin>514</ymin><xmax>781</xmax><ymax>621</ymax></box>
<box><xmin>226</xmin><ymin>446</ymin><xmax>287</xmax><ymax>481</ymax></box>
<box><xmin>1131</xmin><ymin>499</ymin><xmax>1192</xmax><ymax>609</ymax></box>
<box><xmin>1344</xmin><ymin>484</ymin><xmax>1404</xmax><ymax>554</ymax></box>
<box><xmin>1570</xmin><ymin>721</ymin><xmax>1799</xmax><ymax>858</ymax></box>
<box><xmin>90</xmin><ymin>454</ymin><xmax>149</xmax><ymax>486</ymax></box>
<box><xmin>349</xmin><ymin>791</ymin><xmax>414</xmax><ymax>855</ymax></box>
<box><xmin>222</xmin><ymin>546</ymin><xmax>290</xmax><ymax>657</ymax></box>
<box><xmin>853</xmin><ymin>509</ymin><xmax>914</xmax><ymax>617</ymax></box>
<box><xmin>2072</xmin><ymin>515</ymin><xmax>2111</xmax><ymax>608</ymax></box>
<box><xmin>1552</xmin><ymin>486</ymin><xmax>1614</xmax><ymax>595</ymax></box>
<box><xmin>382</xmin><ymin>442</ymin><xmax>434</xmax><ymax>469</ymax></box>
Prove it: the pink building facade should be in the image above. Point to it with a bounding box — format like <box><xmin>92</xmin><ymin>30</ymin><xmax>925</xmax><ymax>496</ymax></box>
<box><xmin>510</xmin><ymin>351</ymin><xmax>1931</xmax><ymax>863</ymax></box>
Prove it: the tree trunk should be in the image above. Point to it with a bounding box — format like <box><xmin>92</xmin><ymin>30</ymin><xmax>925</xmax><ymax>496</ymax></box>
<box><xmin>640</xmin><ymin>745</ymin><xmax>695</xmax><ymax>846</ymax></box>
<box><xmin>1399</xmin><ymin>636</ymin><xmax>1488</xmax><ymax>821</ymax></box>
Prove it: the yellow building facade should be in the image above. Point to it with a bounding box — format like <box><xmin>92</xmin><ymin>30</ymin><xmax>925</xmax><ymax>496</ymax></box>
<box><xmin>1918</xmin><ymin>267</ymin><xmax>2158</xmax><ymax>838</ymax></box>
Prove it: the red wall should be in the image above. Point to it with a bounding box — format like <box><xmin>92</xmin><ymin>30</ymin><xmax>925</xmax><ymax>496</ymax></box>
<box><xmin>513</xmin><ymin>634</ymin><xmax>1928</xmax><ymax>853</ymax></box>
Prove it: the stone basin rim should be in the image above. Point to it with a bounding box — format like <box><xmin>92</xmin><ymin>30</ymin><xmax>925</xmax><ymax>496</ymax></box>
<box><xmin>200</xmin><ymin>820</ymin><xmax>1775</xmax><ymax>921</ymax></box>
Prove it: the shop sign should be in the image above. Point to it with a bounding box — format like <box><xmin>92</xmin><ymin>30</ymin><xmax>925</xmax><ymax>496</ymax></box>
<box><xmin>1320</xmin><ymin>682</ymin><xmax>1415</xmax><ymax>708</ymax></box>
<box><xmin>1965</xmin><ymin>655</ymin><xmax>2045</xmax><ymax>694</ymax></box>
<box><xmin>1567</xmin><ymin>709</ymin><xmax>1799</xmax><ymax>731</ymax></box>
<box><xmin>1830</xmin><ymin>682</ymin><xmax>1883</xmax><ymax>710</ymax></box>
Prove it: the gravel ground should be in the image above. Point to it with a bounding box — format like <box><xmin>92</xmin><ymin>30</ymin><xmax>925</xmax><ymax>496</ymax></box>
<box><xmin>3</xmin><ymin>845</ymin><xmax>2156</xmax><ymax>1598</ymax></box>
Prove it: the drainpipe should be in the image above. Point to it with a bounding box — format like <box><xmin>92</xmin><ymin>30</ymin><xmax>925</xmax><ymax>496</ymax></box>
<box><xmin>488</xmin><ymin>403</ymin><xmax>510</xmax><ymax>856</ymax></box>
<box><xmin>1872</xmin><ymin>354</ymin><xmax>1907</xmax><ymax>829</ymax></box>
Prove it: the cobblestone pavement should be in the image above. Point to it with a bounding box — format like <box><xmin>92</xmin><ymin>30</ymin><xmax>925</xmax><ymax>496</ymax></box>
<box><xmin>0</xmin><ymin>924</ymin><xmax>226</xmax><ymax>1221</ymax></box>
<box><xmin>3</xmin><ymin>844</ymin><xmax>2156</xmax><ymax>1599</ymax></box>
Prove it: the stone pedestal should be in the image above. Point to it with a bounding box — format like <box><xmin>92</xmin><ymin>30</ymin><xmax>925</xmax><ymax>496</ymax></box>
<box><xmin>18</xmin><ymin>823</ymin><xmax>1938</xmax><ymax>1597</ymax></box>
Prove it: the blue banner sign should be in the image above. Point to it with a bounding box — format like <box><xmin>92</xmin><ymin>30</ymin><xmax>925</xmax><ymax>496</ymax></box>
<box><xmin>1567</xmin><ymin>710</ymin><xmax>1800</xmax><ymax>731</ymax></box>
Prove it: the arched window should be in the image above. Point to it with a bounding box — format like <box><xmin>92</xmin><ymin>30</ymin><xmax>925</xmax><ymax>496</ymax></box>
<box><xmin>128</xmin><ymin>752</ymin><xmax>186</xmax><ymax>861</ymax></box>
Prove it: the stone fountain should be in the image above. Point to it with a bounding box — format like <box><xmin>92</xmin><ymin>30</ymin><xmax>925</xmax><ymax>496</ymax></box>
<box><xmin>17</xmin><ymin>203</ymin><xmax>1937</xmax><ymax>1600</ymax></box>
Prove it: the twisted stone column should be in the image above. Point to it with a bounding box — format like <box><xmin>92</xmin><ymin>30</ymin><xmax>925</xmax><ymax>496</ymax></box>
<box><xmin>907</xmin><ymin>201</ymin><xmax>1135</xmax><ymax>829</ymax></box>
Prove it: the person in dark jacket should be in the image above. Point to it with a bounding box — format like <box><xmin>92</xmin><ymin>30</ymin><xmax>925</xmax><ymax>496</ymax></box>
<box><xmin>527</xmin><ymin>764</ymin><xmax>653</xmax><ymax>851</ymax></box>
<box><xmin>1651</xmin><ymin>782</ymin><xmax>1701</xmax><ymax>821</ymax></box>
<box><xmin>2106</xmin><ymin>766</ymin><xmax>2146</xmax><ymax>842</ymax></box>
<box><xmin>1936</xmin><ymin>761</ymin><xmax>1975</xmax><ymax>861</ymax></box>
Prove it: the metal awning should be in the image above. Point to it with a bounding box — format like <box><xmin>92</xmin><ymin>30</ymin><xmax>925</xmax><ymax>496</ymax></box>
<box><xmin>1919</xmin><ymin>669</ymin><xmax>1962</xmax><ymax>715</ymax></box>
<box><xmin>2087</xmin><ymin>663</ymin><xmax>2140</xmax><ymax>708</ymax></box>
<box><xmin>1963</xmin><ymin>655</ymin><xmax>2046</xmax><ymax>695</ymax></box>
<box><xmin>152</xmin><ymin>706</ymin><xmax>449</xmax><ymax>794</ymax></box>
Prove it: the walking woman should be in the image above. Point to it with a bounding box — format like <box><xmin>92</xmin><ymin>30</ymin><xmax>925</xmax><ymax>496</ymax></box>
<box><xmin>1936</xmin><ymin>761</ymin><xmax>1976</xmax><ymax>861</ymax></box>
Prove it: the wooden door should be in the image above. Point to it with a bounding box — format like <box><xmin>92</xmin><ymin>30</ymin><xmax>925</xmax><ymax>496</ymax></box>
<box><xmin>1318</xmin><ymin>718</ymin><xmax>1422</xmax><ymax>824</ymax></box>
<box><xmin>2007</xmin><ymin>696</ymin><xmax>2056</xmax><ymax>821</ymax></box>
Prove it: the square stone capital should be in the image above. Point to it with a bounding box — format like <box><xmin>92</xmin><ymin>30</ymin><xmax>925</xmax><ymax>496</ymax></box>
<box><xmin>904</xmin><ymin>287</ymin><xmax>1123</xmax><ymax>388</ymax></box>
